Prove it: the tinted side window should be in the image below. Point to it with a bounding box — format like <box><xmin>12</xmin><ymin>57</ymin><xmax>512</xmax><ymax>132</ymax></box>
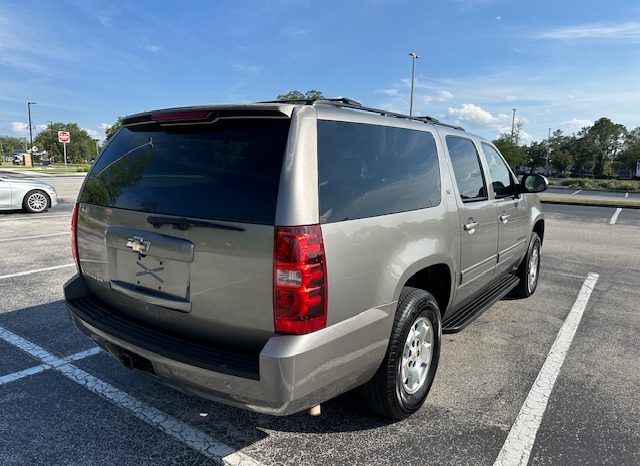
<box><xmin>80</xmin><ymin>119</ymin><xmax>290</xmax><ymax>224</ymax></box>
<box><xmin>446</xmin><ymin>136</ymin><xmax>487</xmax><ymax>201</ymax></box>
<box><xmin>482</xmin><ymin>143</ymin><xmax>514</xmax><ymax>198</ymax></box>
<box><xmin>317</xmin><ymin>121</ymin><xmax>441</xmax><ymax>223</ymax></box>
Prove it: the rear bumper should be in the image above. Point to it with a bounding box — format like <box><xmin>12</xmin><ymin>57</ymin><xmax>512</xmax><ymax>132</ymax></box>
<box><xmin>64</xmin><ymin>274</ymin><xmax>394</xmax><ymax>415</ymax></box>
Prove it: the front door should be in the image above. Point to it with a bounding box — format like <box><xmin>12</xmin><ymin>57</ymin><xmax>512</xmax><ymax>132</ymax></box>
<box><xmin>445</xmin><ymin>136</ymin><xmax>499</xmax><ymax>306</ymax></box>
<box><xmin>481</xmin><ymin>143</ymin><xmax>529</xmax><ymax>276</ymax></box>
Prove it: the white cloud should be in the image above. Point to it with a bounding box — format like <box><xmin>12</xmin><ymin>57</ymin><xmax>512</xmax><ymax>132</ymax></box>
<box><xmin>447</xmin><ymin>103</ymin><xmax>505</xmax><ymax>125</ymax></box>
<box><xmin>499</xmin><ymin>94</ymin><xmax>517</xmax><ymax>101</ymax></box>
<box><xmin>563</xmin><ymin>118</ymin><xmax>593</xmax><ymax>130</ymax></box>
<box><xmin>421</xmin><ymin>90</ymin><xmax>454</xmax><ymax>104</ymax></box>
<box><xmin>538</xmin><ymin>22</ymin><xmax>640</xmax><ymax>41</ymax></box>
<box><xmin>11</xmin><ymin>122</ymin><xmax>29</xmax><ymax>134</ymax></box>
<box><xmin>143</xmin><ymin>44</ymin><xmax>162</xmax><ymax>53</ymax></box>
<box><xmin>495</xmin><ymin>16</ymin><xmax>502</xmax><ymax>21</ymax></box>
<box><xmin>83</xmin><ymin>128</ymin><xmax>99</xmax><ymax>139</ymax></box>
<box><xmin>380</xmin><ymin>88</ymin><xmax>400</xmax><ymax>96</ymax></box>
<box><xmin>446</xmin><ymin>104</ymin><xmax>532</xmax><ymax>141</ymax></box>
<box><xmin>438</xmin><ymin>90</ymin><xmax>454</xmax><ymax>101</ymax></box>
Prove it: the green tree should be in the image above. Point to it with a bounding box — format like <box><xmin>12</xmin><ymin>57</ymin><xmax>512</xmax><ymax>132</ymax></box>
<box><xmin>493</xmin><ymin>133</ymin><xmax>526</xmax><ymax>170</ymax></box>
<box><xmin>104</xmin><ymin>117</ymin><xmax>123</xmax><ymax>141</ymax></box>
<box><xmin>277</xmin><ymin>90</ymin><xmax>325</xmax><ymax>101</ymax></box>
<box><xmin>550</xmin><ymin>149</ymin><xmax>573</xmax><ymax>175</ymax></box>
<box><xmin>569</xmin><ymin>127</ymin><xmax>597</xmax><ymax>175</ymax></box>
<box><xmin>0</xmin><ymin>136</ymin><xmax>27</xmax><ymax>161</ymax></box>
<box><xmin>544</xmin><ymin>129</ymin><xmax>575</xmax><ymax>175</ymax></box>
<box><xmin>582</xmin><ymin>118</ymin><xmax>626</xmax><ymax>176</ymax></box>
<box><xmin>525</xmin><ymin>141</ymin><xmax>547</xmax><ymax>173</ymax></box>
<box><xmin>618</xmin><ymin>127</ymin><xmax>640</xmax><ymax>174</ymax></box>
<box><xmin>33</xmin><ymin>122</ymin><xmax>96</xmax><ymax>164</ymax></box>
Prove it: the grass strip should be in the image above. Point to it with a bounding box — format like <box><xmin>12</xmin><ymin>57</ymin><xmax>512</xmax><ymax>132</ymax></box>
<box><xmin>540</xmin><ymin>195</ymin><xmax>640</xmax><ymax>209</ymax></box>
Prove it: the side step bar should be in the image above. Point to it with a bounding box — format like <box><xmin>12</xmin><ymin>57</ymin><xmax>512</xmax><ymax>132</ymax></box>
<box><xmin>443</xmin><ymin>274</ymin><xmax>520</xmax><ymax>333</ymax></box>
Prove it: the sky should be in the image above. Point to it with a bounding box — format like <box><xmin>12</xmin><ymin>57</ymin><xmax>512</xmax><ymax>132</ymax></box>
<box><xmin>1</xmin><ymin>0</ymin><xmax>640</xmax><ymax>145</ymax></box>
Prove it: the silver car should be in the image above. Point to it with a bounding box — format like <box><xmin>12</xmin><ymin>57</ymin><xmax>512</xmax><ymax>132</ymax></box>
<box><xmin>0</xmin><ymin>176</ymin><xmax>58</xmax><ymax>213</ymax></box>
<box><xmin>64</xmin><ymin>98</ymin><xmax>546</xmax><ymax>419</ymax></box>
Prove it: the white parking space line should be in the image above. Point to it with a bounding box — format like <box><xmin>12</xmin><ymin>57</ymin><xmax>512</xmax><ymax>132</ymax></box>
<box><xmin>0</xmin><ymin>263</ymin><xmax>75</xmax><ymax>281</ymax></box>
<box><xmin>0</xmin><ymin>364</ymin><xmax>48</xmax><ymax>385</ymax></box>
<box><xmin>0</xmin><ymin>214</ymin><xmax>70</xmax><ymax>221</ymax></box>
<box><xmin>0</xmin><ymin>346</ymin><xmax>101</xmax><ymax>386</ymax></box>
<box><xmin>494</xmin><ymin>273</ymin><xmax>599</xmax><ymax>466</ymax></box>
<box><xmin>609</xmin><ymin>208</ymin><xmax>622</xmax><ymax>225</ymax></box>
<box><xmin>571</xmin><ymin>190</ymin><xmax>582</xmax><ymax>195</ymax></box>
<box><xmin>0</xmin><ymin>232</ymin><xmax>69</xmax><ymax>243</ymax></box>
<box><xmin>0</xmin><ymin>326</ymin><xmax>263</xmax><ymax>466</ymax></box>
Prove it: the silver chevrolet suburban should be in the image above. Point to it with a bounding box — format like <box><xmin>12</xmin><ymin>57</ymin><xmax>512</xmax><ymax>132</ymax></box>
<box><xmin>64</xmin><ymin>98</ymin><xmax>547</xmax><ymax>420</ymax></box>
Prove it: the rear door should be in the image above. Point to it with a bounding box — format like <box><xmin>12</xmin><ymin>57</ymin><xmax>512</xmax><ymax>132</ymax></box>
<box><xmin>444</xmin><ymin>136</ymin><xmax>498</xmax><ymax>306</ymax></box>
<box><xmin>76</xmin><ymin>115</ymin><xmax>291</xmax><ymax>351</ymax></box>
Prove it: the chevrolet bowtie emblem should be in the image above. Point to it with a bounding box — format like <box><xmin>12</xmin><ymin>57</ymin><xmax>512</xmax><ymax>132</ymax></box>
<box><xmin>126</xmin><ymin>235</ymin><xmax>151</xmax><ymax>254</ymax></box>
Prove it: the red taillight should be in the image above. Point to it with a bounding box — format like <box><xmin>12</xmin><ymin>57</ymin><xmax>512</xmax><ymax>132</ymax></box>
<box><xmin>71</xmin><ymin>202</ymin><xmax>81</xmax><ymax>275</ymax></box>
<box><xmin>274</xmin><ymin>225</ymin><xmax>327</xmax><ymax>334</ymax></box>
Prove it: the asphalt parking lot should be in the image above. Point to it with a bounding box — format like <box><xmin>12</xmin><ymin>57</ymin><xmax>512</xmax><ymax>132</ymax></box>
<box><xmin>1</xmin><ymin>176</ymin><xmax>639</xmax><ymax>465</ymax></box>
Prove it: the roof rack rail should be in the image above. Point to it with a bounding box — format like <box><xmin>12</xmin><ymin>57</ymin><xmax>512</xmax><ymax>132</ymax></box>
<box><xmin>259</xmin><ymin>97</ymin><xmax>464</xmax><ymax>131</ymax></box>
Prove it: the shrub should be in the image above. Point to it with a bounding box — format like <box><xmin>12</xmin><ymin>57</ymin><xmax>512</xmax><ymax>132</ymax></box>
<box><xmin>559</xmin><ymin>178</ymin><xmax>639</xmax><ymax>191</ymax></box>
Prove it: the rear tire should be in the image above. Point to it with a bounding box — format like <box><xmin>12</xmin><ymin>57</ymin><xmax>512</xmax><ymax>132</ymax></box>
<box><xmin>23</xmin><ymin>190</ymin><xmax>50</xmax><ymax>213</ymax></box>
<box><xmin>360</xmin><ymin>287</ymin><xmax>441</xmax><ymax>420</ymax></box>
<box><xmin>510</xmin><ymin>232</ymin><xmax>541</xmax><ymax>298</ymax></box>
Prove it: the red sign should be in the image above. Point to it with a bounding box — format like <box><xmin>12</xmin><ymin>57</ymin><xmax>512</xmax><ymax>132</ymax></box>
<box><xmin>58</xmin><ymin>130</ymin><xmax>71</xmax><ymax>144</ymax></box>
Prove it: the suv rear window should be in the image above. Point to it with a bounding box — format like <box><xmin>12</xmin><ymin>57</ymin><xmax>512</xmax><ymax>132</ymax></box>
<box><xmin>80</xmin><ymin>119</ymin><xmax>290</xmax><ymax>224</ymax></box>
<box><xmin>317</xmin><ymin>120</ymin><xmax>441</xmax><ymax>223</ymax></box>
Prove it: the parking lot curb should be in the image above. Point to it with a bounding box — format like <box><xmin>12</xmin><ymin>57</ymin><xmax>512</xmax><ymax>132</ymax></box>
<box><xmin>540</xmin><ymin>199</ymin><xmax>640</xmax><ymax>209</ymax></box>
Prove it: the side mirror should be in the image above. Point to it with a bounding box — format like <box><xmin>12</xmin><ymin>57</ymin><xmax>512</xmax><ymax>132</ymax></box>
<box><xmin>520</xmin><ymin>174</ymin><xmax>548</xmax><ymax>193</ymax></box>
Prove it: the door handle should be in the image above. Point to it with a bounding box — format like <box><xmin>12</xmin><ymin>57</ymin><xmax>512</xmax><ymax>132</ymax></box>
<box><xmin>499</xmin><ymin>213</ymin><xmax>510</xmax><ymax>224</ymax></box>
<box><xmin>463</xmin><ymin>221</ymin><xmax>479</xmax><ymax>233</ymax></box>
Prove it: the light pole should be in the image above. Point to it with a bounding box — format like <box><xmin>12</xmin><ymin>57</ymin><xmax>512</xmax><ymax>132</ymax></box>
<box><xmin>510</xmin><ymin>108</ymin><xmax>516</xmax><ymax>144</ymax></box>
<box><xmin>546</xmin><ymin>127</ymin><xmax>551</xmax><ymax>176</ymax></box>
<box><xmin>408</xmin><ymin>52</ymin><xmax>420</xmax><ymax>116</ymax></box>
<box><xmin>27</xmin><ymin>101</ymin><xmax>37</xmax><ymax>151</ymax></box>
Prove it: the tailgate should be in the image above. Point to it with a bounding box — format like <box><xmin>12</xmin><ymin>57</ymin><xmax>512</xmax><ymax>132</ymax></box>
<box><xmin>75</xmin><ymin>116</ymin><xmax>290</xmax><ymax>351</ymax></box>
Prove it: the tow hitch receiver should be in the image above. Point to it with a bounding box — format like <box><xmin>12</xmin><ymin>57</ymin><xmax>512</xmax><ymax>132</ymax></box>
<box><xmin>119</xmin><ymin>350</ymin><xmax>155</xmax><ymax>374</ymax></box>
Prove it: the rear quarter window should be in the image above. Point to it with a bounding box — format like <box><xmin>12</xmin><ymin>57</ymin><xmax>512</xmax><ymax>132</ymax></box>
<box><xmin>80</xmin><ymin>119</ymin><xmax>290</xmax><ymax>224</ymax></box>
<box><xmin>317</xmin><ymin>120</ymin><xmax>441</xmax><ymax>223</ymax></box>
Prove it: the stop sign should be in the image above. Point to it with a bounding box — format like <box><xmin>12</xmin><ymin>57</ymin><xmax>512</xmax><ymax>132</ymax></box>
<box><xmin>58</xmin><ymin>130</ymin><xmax>71</xmax><ymax>143</ymax></box>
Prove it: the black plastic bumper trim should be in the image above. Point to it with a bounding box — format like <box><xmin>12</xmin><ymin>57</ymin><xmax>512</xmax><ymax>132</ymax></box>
<box><xmin>66</xmin><ymin>295</ymin><xmax>260</xmax><ymax>380</ymax></box>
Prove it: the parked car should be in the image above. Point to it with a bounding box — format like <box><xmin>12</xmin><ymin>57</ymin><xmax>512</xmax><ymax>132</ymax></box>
<box><xmin>0</xmin><ymin>176</ymin><xmax>58</xmax><ymax>213</ymax></box>
<box><xmin>12</xmin><ymin>153</ymin><xmax>24</xmax><ymax>165</ymax></box>
<box><xmin>64</xmin><ymin>98</ymin><xmax>547</xmax><ymax>420</ymax></box>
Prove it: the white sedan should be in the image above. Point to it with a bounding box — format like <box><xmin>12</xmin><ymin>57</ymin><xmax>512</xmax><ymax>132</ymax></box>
<box><xmin>0</xmin><ymin>177</ymin><xmax>58</xmax><ymax>213</ymax></box>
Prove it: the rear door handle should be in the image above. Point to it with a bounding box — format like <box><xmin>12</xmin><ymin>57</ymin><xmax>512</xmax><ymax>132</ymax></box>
<box><xmin>463</xmin><ymin>221</ymin><xmax>479</xmax><ymax>233</ymax></box>
<box><xmin>499</xmin><ymin>213</ymin><xmax>511</xmax><ymax>223</ymax></box>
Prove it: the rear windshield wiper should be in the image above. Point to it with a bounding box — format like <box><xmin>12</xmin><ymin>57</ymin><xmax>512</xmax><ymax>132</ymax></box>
<box><xmin>146</xmin><ymin>215</ymin><xmax>244</xmax><ymax>232</ymax></box>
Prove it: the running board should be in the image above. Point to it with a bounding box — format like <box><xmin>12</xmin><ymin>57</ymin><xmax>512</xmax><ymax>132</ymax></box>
<box><xmin>442</xmin><ymin>275</ymin><xmax>520</xmax><ymax>333</ymax></box>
